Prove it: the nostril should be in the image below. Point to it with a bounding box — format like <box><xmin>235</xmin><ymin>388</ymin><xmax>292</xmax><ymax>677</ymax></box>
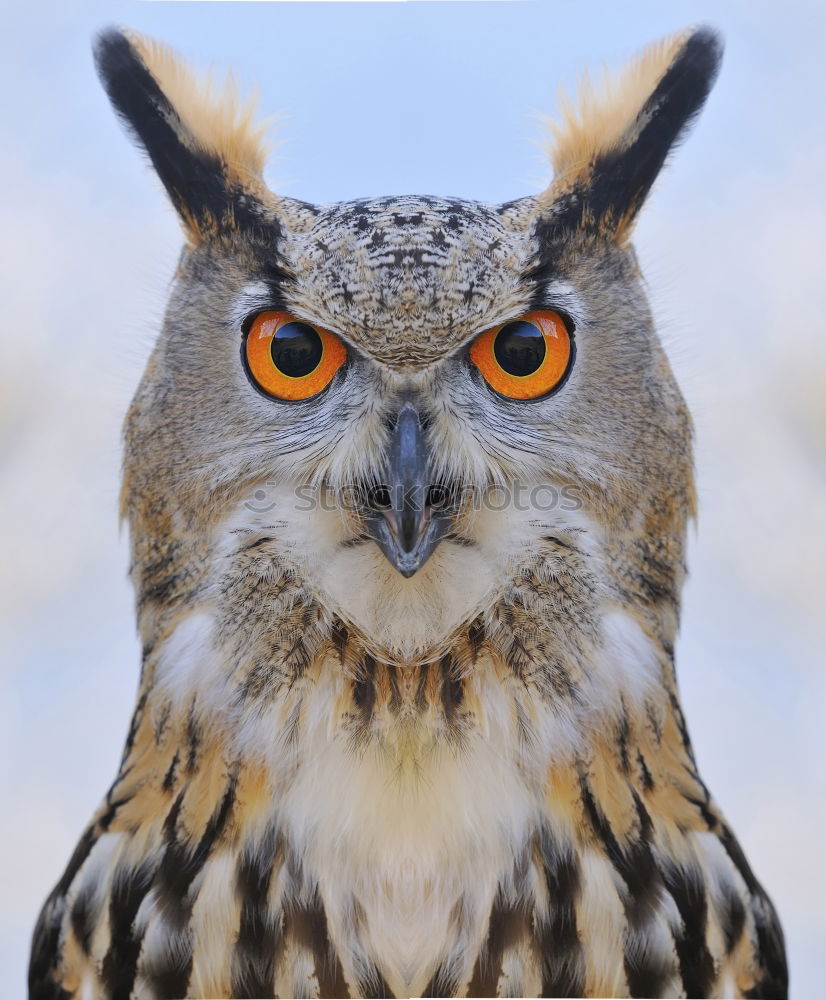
<box><xmin>426</xmin><ymin>483</ymin><xmax>457</xmax><ymax>510</ymax></box>
<box><xmin>366</xmin><ymin>485</ymin><xmax>392</xmax><ymax>511</ymax></box>
<box><xmin>426</xmin><ymin>485</ymin><xmax>447</xmax><ymax>509</ymax></box>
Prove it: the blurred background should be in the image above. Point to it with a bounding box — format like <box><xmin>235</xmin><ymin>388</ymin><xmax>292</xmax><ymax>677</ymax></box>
<box><xmin>2</xmin><ymin>0</ymin><xmax>823</xmax><ymax>994</ymax></box>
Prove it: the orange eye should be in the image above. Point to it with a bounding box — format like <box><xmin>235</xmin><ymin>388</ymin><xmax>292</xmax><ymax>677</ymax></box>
<box><xmin>469</xmin><ymin>310</ymin><xmax>573</xmax><ymax>400</ymax></box>
<box><xmin>244</xmin><ymin>311</ymin><xmax>347</xmax><ymax>401</ymax></box>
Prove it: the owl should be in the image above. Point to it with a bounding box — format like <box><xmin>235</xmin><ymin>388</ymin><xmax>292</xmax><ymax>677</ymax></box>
<box><xmin>30</xmin><ymin>24</ymin><xmax>787</xmax><ymax>1000</ymax></box>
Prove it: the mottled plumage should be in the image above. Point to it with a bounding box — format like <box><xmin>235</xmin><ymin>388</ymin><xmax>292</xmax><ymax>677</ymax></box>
<box><xmin>30</xmin><ymin>25</ymin><xmax>787</xmax><ymax>1000</ymax></box>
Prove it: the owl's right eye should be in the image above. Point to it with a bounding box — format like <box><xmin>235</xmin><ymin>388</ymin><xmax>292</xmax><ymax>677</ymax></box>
<box><xmin>243</xmin><ymin>311</ymin><xmax>347</xmax><ymax>401</ymax></box>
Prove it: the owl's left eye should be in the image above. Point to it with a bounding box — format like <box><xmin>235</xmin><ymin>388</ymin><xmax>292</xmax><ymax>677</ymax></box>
<box><xmin>243</xmin><ymin>311</ymin><xmax>347</xmax><ymax>401</ymax></box>
<box><xmin>469</xmin><ymin>310</ymin><xmax>573</xmax><ymax>400</ymax></box>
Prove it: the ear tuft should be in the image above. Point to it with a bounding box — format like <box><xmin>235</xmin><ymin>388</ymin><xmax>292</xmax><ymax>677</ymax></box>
<box><xmin>541</xmin><ymin>27</ymin><xmax>723</xmax><ymax>239</ymax></box>
<box><xmin>120</xmin><ymin>30</ymin><xmax>270</xmax><ymax>187</ymax></box>
<box><xmin>94</xmin><ymin>28</ymin><xmax>274</xmax><ymax>240</ymax></box>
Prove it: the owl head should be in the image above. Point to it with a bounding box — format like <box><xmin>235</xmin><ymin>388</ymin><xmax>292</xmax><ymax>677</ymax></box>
<box><xmin>96</xmin><ymin>28</ymin><xmax>721</xmax><ymax>664</ymax></box>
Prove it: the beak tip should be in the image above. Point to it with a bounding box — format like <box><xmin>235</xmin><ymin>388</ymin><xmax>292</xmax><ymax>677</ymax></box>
<box><xmin>393</xmin><ymin>548</ymin><xmax>424</xmax><ymax>578</ymax></box>
<box><xmin>364</xmin><ymin>512</ymin><xmax>451</xmax><ymax>579</ymax></box>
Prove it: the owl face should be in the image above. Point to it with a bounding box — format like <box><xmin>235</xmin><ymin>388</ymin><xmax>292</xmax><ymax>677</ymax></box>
<box><xmin>101</xmin><ymin>27</ymin><xmax>717</xmax><ymax>660</ymax></box>
<box><xmin>127</xmin><ymin>192</ymin><xmax>683</xmax><ymax>659</ymax></box>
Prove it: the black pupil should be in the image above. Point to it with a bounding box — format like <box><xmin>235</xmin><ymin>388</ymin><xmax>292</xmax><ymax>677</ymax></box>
<box><xmin>271</xmin><ymin>322</ymin><xmax>323</xmax><ymax>377</ymax></box>
<box><xmin>493</xmin><ymin>321</ymin><xmax>546</xmax><ymax>376</ymax></box>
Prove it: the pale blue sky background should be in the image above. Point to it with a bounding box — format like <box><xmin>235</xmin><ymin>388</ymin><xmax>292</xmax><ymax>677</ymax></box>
<box><xmin>2</xmin><ymin>0</ymin><xmax>824</xmax><ymax>995</ymax></box>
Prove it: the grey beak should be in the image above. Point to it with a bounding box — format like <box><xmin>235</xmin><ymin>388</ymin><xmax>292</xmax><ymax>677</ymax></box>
<box><xmin>364</xmin><ymin>401</ymin><xmax>451</xmax><ymax>578</ymax></box>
